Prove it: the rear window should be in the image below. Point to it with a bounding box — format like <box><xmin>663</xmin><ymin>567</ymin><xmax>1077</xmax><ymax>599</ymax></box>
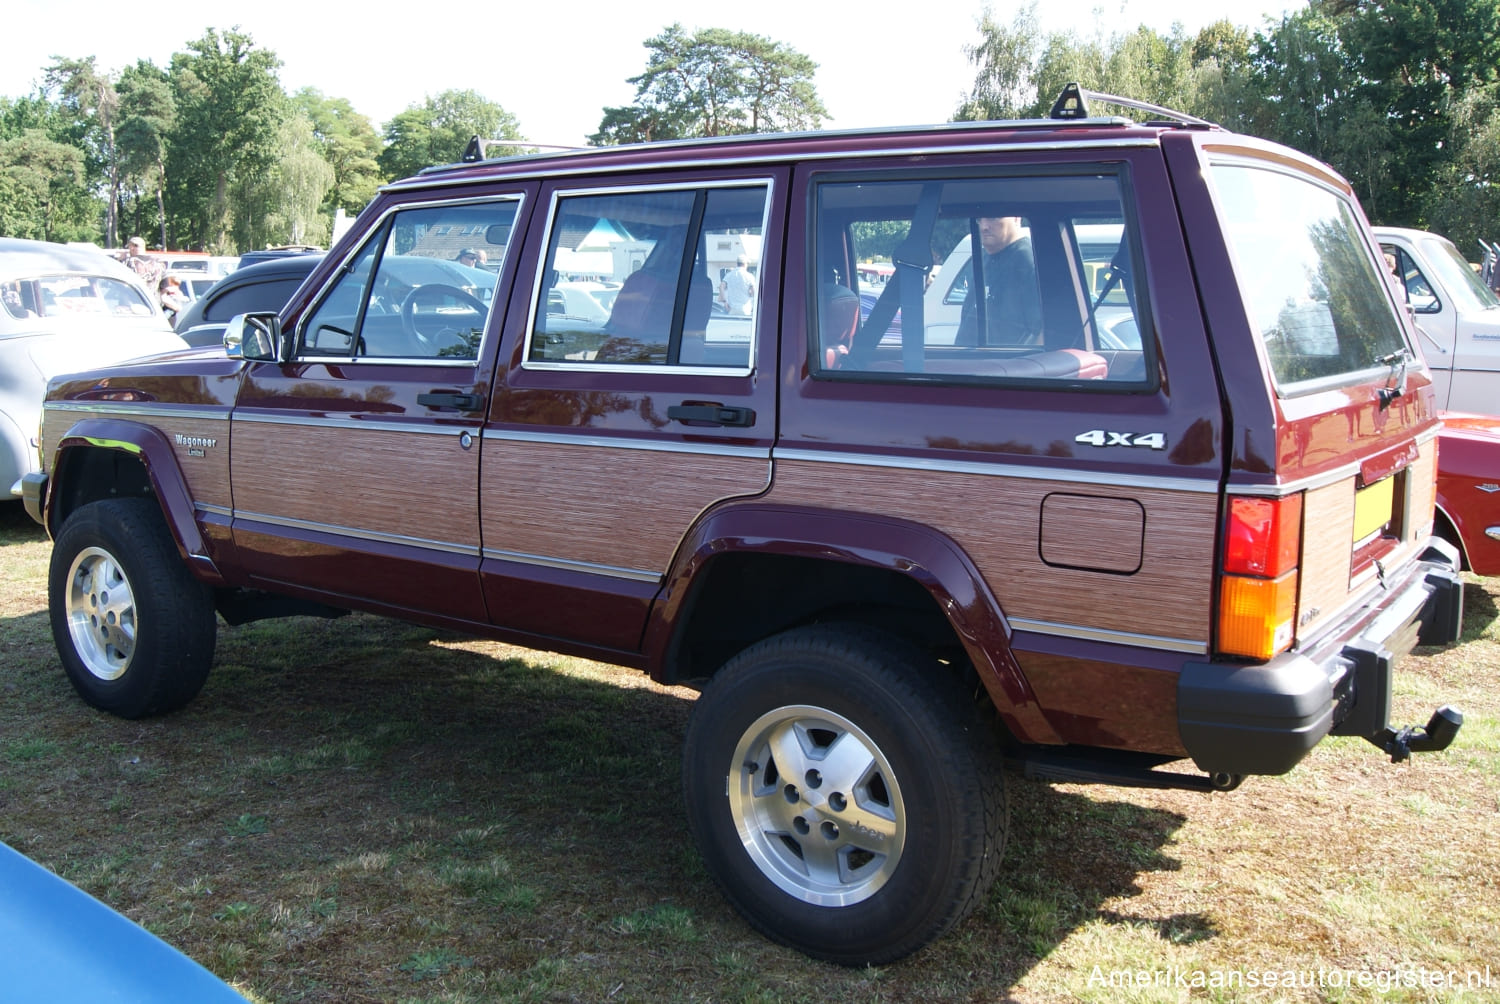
<box><xmin>1211</xmin><ymin>163</ymin><xmax>1407</xmax><ymax>392</ymax></box>
<box><xmin>810</xmin><ymin>169</ymin><xmax>1151</xmax><ymax>386</ymax></box>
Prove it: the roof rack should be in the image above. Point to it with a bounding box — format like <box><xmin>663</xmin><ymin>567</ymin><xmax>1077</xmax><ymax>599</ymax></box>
<box><xmin>1049</xmin><ymin>82</ymin><xmax>1214</xmax><ymax>128</ymax></box>
<box><xmin>460</xmin><ymin>136</ymin><xmax>589</xmax><ymax>163</ymax></box>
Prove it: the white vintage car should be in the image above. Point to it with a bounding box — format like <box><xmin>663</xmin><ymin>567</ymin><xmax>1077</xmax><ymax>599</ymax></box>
<box><xmin>2</xmin><ymin>238</ymin><xmax>187</xmax><ymax>499</ymax></box>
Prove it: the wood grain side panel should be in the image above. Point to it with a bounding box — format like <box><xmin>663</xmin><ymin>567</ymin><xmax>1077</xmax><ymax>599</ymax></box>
<box><xmin>231</xmin><ymin>422</ymin><xmax>480</xmax><ymax>546</ymax></box>
<box><xmin>766</xmin><ymin>459</ymin><xmax>1216</xmax><ymax>642</ymax></box>
<box><xmin>1407</xmin><ymin>443</ymin><xmax>1437</xmax><ymax>541</ymax></box>
<box><xmin>167</xmin><ymin>417</ymin><xmax>231</xmax><ymax>508</ymax></box>
<box><xmin>1297</xmin><ymin>477</ymin><xmax>1355</xmax><ymax>638</ymax></box>
<box><xmin>480</xmin><ymin>440</ymin><xmax>770</xmax><ymax>574</ymax></box>
<box><xmin>1297</xmin><ymin>442</ymin><xmax>1439</xmax><ymax>639</ymax></box>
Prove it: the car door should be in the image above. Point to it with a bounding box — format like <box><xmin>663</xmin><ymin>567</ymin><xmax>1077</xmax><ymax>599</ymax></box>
<box><xmin>479</xmin><ymin>170</ymin><xmax>785</xmax><ymax>654</ymax></box>
<box><xmin>227</xmin><ymin>190</ymin><xmax>533</xmax><ymax>625</ymax></box>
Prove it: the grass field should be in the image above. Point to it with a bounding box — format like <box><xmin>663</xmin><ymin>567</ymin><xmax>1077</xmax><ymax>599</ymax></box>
<box><xmin>1</xmin><ymin>501</ymin><xmax>1496</xmax><ymax>1003</ymax></box>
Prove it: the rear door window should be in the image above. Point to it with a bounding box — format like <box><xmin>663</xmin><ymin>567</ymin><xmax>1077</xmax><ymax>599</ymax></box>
<box><xmin>810</xmin><ymin>169</ymin><xmax>1151</xmax><ymax>386</ymax></box>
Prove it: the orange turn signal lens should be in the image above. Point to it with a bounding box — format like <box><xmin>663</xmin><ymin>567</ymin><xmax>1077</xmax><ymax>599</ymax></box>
<box><xmin>1218</xmin><ymin>571</ymin><xmax>1298</xmax><ymax>661</ymax></box>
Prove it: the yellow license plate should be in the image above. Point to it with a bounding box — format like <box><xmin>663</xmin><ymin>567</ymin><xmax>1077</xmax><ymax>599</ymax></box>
<box><xmin>1353</xmin><ymin>476</ymin><xmax>1395</xmax><ymax>542</ymax></box>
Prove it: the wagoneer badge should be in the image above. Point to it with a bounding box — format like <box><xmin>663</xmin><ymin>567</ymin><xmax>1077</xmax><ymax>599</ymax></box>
<box><xmin>174</xmin><ymin>433</ymin><xmax>218</xmax><ymax>458</ymax></box>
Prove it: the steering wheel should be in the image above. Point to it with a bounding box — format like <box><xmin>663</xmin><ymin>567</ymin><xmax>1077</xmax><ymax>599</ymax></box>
<box><xmin>400</xmin><ymin>284</ymin><xmax>486</xmax><ymax>342</ymax></box>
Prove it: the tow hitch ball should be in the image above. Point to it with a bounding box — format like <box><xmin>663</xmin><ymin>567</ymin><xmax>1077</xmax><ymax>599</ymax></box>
<box><xmin>1369</xmin><ymin>705</ymin><xmax>1464</xmax><ymax>763</ymax></box>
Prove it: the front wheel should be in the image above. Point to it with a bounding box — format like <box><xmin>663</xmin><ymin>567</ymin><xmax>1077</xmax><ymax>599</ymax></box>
<box><xmin>682</xmin><ymin>624</ymin><xmax>1008</xmax><ymax>965</ymax></box>
<box><xmin>48</xmin><ymin>498</ymin><xmax>217</xmax><ymax>718</ymax></box>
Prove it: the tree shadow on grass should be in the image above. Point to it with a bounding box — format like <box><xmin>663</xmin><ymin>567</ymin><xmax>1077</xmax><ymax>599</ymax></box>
<box><xmin>1</xmin><ymin>609</ymin><xmax>1202</xmax><ymax>1001</ymax></box>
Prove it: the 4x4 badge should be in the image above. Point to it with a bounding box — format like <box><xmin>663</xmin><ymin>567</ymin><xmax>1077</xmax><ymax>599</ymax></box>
<box><xmin>1075</xmin><ymin>429</ymin><xmax>1166</xmax><ymax>450</ymax></box>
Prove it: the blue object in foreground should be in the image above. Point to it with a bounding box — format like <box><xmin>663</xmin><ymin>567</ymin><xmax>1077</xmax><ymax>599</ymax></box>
<box><xmin>0</xmin><ymin>842</ymin><xmax>247</xmax><ymax>1002</ymax></box>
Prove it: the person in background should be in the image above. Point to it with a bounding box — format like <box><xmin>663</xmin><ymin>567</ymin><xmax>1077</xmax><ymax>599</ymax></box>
<box><xmin>954</xmin><ymin>216</ymin><xmax>1042</xmax><ymax>345</ymax></box>
<box><xmin>158</xmin><ymin>275</ymin><xmax>186</xmax><ymax>322</ymax></box>
<box><xmin>457</xmin><ymin>248</ymin><xmax>487</xmax><ymax>268</ymax></box>
<box><xmin>719</xmin><ymin>254</ymin><xmax>756</xmax><ymax>315</ymax></box>
<box><xmin>122</xmin><ymin>237</ymin><xmax>164</xmax><ymax>293</ymax></box>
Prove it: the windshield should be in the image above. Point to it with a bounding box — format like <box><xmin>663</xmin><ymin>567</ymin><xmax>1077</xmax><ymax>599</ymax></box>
<box><xmin>1212</xmin><ymin>163</ymin><xmax>1407</xmax><ymax>391</ymax></box>
<box><xmin>1419</xmin><ymin>235</ymin><xmax>1500</xmax><ymax>312</ymax></box>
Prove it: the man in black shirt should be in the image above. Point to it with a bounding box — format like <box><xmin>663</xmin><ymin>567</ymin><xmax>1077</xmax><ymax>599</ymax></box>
<box><xmin>954</xmin><ymin>216</ymin><xmax>1042</xmax><ymax>345</ymax></box>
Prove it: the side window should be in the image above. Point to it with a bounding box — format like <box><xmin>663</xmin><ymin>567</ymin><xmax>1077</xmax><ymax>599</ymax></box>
<box><xmin>32</xmin><ymin>275</ymin><xmax>155</xmax><ymax>318</ymax></box>
<box><xmin>203</xmin><ymin>279</ymin><xmax>305</xmax><ymax>322</ymax></box>
<box><xmin>527</xmin><ymin>184</ymin><xmax>768</xmax><ymax>370</ymax></box>
<box><xmin>301</xmin><ymin>199</ymin><xmax>518</xmax><ymax>362</ymax></box>
<box><xmin>1380</xmin><ymin>244</ymin><xmax>1438</xmax><ymax>313</ymax></box>
<box><xmin>812</xmin><ymin>172</ymin><xmax>1149</xmax><ymax>385</ymax></box>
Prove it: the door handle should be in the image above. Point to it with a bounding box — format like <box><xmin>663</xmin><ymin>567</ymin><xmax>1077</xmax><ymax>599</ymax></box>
<box><xmin>417</xmin><ymin>392</ymin><xmax>483</xmax><ymax>411</ymax></box>
<box><xmin>668</xmin><ymin>403</ymin><xmax>755</xmax><ymax>427</ymax></box>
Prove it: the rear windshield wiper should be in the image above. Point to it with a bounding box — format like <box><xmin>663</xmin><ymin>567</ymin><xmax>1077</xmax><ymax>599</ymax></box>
<box><xmin>1377</xmin><ymin>348</ymin><xmax>1411</xmax><ymax>407</ymax></box>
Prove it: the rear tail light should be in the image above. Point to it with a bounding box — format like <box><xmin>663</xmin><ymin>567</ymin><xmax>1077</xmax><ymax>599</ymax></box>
<box><xmin>1218</xmin><ymin>495</ymin><xmax>1303</xmax><ymax>660</ymax></box>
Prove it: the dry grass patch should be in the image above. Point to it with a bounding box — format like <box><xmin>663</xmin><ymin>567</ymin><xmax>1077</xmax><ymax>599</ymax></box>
<box><xmin>2</xmin><ymin>502</ymin><xmax>1496</xmax><ymax>1002</ymax></box>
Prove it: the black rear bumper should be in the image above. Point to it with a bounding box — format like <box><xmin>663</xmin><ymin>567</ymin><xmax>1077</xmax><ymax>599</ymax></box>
<box><xmin>1177</xmin><ymin>540</ymin><xmax>1464</xmax><ymax>777</ymax></box>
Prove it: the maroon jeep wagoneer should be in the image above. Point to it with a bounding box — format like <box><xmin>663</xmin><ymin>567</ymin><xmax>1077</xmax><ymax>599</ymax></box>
<box><xmin>21</xmin><ymin>87</ymin><xmax>1466</xmax><ymax>964</ymax></box>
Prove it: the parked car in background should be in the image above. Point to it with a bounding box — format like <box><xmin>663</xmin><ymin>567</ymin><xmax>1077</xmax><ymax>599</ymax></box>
<box><xmin>1372</xmin><ymin>227</ymin><xmax>1500</xmax><ymax>577</ymax></box>
<box><xmin>174</xmin><ymin>254</ymin><xmax>324</xmax><ymax>348</ymax></box>
<box><xmin>1375</xmin><ymin>226</ymin><xmax>1500</xmax><ymax>413</ymax></box>
<box><xmin>1</xmin><ymin>237</ymin><xmax>186</xmax><ymax>500</ymax></box>
<box><xmin>236</xmin><ymin>245</ymin><xmax>323</xmax><ymax>270</ymax></box>
<box><xmin>1433</xmin><ymin>412</ymin><xmax>1500</xmax><ymax>576</ymax></box>
<box><xmin>0</xmin><ymin>841</ymin><xmax>245</xmax><ymax>1001</ymax></box>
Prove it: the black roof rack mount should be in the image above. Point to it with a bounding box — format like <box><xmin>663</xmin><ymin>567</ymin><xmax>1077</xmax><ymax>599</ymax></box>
<box><xmin>1049</xmin><ymin>82</ymin><xmax>1214</xmax><ymax>128</ymax></box>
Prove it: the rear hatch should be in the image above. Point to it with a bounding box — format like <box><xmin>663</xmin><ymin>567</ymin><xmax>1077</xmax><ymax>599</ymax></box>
<box><xmin>1167</xmin><ymin>134</ymin><xmax>1443</xmax><ymax>663</ymax></box>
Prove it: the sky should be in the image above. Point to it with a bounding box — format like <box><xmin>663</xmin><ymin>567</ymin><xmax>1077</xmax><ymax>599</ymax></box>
<box><xmin>6</xmin><ymin>0</ymin><xmax>1304</xmax><ymax>147</ymax></box>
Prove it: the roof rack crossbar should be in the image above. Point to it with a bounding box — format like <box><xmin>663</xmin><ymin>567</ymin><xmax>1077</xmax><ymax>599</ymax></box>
<box><xmin>1049</xmin><ymin>82</ymin><xmax>1213</xmax><ymax>128</ymax></box>
<box><xmin>461</xmin><ymin>136</ymin><xmax>588</xmax><ymax>163</ymax></box>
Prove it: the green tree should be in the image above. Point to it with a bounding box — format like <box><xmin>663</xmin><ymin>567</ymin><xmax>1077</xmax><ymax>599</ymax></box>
<box><xmin>954</xmin><ymin>4</ymin><xmax>1044</xmax><ymax>120</ymax></box>
<box><xmin>592</xmin><ymin>24</ymin><xmax>827</xmax><ymax>144</ymax></box>
<box><xmin>378</xmin><ymin>89</ymin><xmax>523</xmax><ymax>181</ymax></box>
<box><xmin>44</xmin><ymin>56</ymin><xmax>121</xmax><ymax>247</ymax></box>
<box><xmin>1423</xmin><ymin>84</ymin><xmax>1500</xmax><ymax>255</ymax></box>
<box><xmin>0</xmin><ymin>129</ymin><xmax>87</xmax><ymax>241</ymax></box>
<box><xmin>115</xmin><ymin>60</ymin><xmax>175</xmax><ymax>251</ymax></box>
<box><xmin>167</xmin><ymin>28</ymin><xmax>286</xmax><ymax>251</ymax></box>
<box><xmin>230</xmin><ymin>111</ymin><xmax>333</xmax><ymax>251</ymax></box>
<box><xmin>294</xmin><ymin>88</ymin><xmax>382</xmax><ymax>216</ymax></box>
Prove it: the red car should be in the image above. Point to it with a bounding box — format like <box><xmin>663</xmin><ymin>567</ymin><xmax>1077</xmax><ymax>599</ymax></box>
<box><xmin>1437</xmin><ymin>412</ymin><xmax>1500</xmax><ymax>576</ymax></box>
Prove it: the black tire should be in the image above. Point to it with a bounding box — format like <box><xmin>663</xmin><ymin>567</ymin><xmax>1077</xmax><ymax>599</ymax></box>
<box><xmin>48</xmin><ymin>498</ymin><xmax>217</xmax><ymax>718</ymax></box>
<box><xmin>682</xmin><ymin>623</ymin><xmax>1008</xmax><ymax>965</ymax></box>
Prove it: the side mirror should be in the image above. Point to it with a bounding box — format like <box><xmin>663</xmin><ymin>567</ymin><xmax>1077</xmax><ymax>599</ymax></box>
<box><xmin>226</xmin><ymin>312</ymin><xmax>287</xmax><ymax>362</ymax></box>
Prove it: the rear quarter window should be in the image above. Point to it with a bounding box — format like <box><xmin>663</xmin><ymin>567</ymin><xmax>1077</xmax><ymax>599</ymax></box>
<box><xmin>1210</xmin><ymin>162</ymin><xmax>1407</xmax><ymax>392</ymax></box>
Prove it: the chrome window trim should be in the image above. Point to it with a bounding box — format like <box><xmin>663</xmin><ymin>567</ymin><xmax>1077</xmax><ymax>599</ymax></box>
<box><xmin>45</xmin><ymin>401</ymin><xmax>230</xmax><ymax>422</ymax></box>
<box><xmin>384</xmin><ymin>135</ymin><xmax>1162</xmax><ymax>193</ymax></box>
<box><xmin>484</xmin><ymin>427</ymin><xmax>771</xmax><ymax>461</ymax></box>
<box><xmin>233</xmin><ymin>509</ymin><xmax>477</xmax><ymax>556</ymax></box>
<box><xmin>292</xmin><ymin>193</ymin><xmax>527</xmax><ymax>368</ymax></box>
<box><xmin>773</xmin><ymin>446</ymin><xmax>1218</xmax><ymax>494</ymax></box>
<box><xmin>521</xmin><ymin>178</ymin><xmax>774</xmax><ymax>378</ymax></box>
<box><xmin>1010</xmin><ymin>617</ymin><xmax>1208</xmax><ymax>654</ymax></box>
<box><xmin>481</xmin><ymin>547</ymin><xmax>662</xmax><ymax>584</ymax></box>
<box><xmin>232</xmin><ymin>412</ymin><xmax>474</xmax><ymax>437</ymax></box>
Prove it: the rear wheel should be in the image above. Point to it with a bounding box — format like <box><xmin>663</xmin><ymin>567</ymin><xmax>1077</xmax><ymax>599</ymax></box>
<box><xmin>682</xmin><ymin>623</ymin><xmax>1008</xmax><ymax>965</ymax></box>
<box><xmin>48</xmin><ymin>498</ymin><xmax>217</xmax><ymax>718</ymax></box>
